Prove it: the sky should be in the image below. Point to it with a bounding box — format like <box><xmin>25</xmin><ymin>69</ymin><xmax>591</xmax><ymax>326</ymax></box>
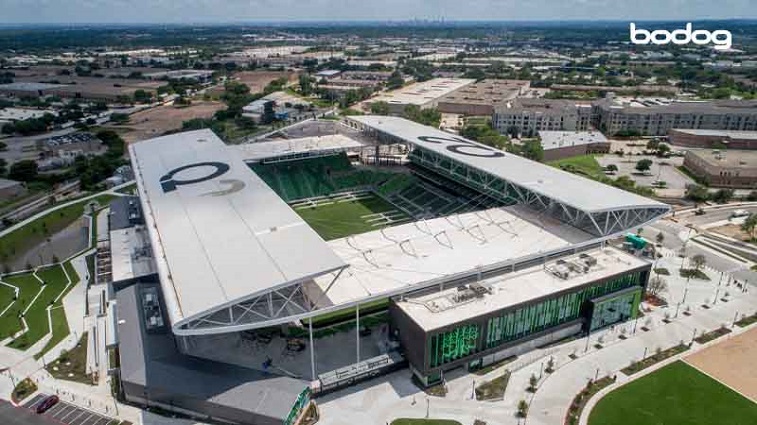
<box><xmin>0</xmin><ymin>0</ymin><xmax>755</xmax><ymax>24</ymax></box>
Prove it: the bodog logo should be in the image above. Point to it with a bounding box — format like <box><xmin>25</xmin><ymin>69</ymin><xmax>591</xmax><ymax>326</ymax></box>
<box><xmin>159</xmin><ymin>162</ymin><xmax>246</xmax><ymax>197</ymax></box>
<box><xmin>417</xmin><ymin>135</ymin><xmax>505</xmax><ymax>158</ymax></box>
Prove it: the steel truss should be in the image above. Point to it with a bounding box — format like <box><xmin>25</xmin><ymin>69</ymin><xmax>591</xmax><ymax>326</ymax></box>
<box><xmin>409</xmin><ymin>147</ymin><xmax>669</xmax><ymax>237</ymax></box>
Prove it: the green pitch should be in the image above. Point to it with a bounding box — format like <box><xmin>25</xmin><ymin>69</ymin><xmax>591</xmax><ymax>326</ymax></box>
<box><xmin>589</xmin><ymin>361</ymin><xmax>757</xmax><ymax>425</ymax></box>
<box><xmin>294</xmin><ymin>194</ymin><xmax>407</xmax><ymax>240</ymax></box>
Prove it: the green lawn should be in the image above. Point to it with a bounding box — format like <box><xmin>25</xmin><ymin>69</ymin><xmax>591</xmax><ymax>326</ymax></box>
<box><xmin>589</xmin><ymin>361</ymin><xmax>757</xmax><ymax>425</ymax></box>
<box><xmin>391</xmin><ymin>420</ymin><xmax>462</xmax><ymax>425</ymax></box>
<box><xmin>295</xmin><ymin>195</ymin><xmax>406</xmax><ymax>240</ymax></box>
<box><xmin>0</xmin><ymin>272</ymin><xmax>42</xmax><ymax>340</ymax></box>
<box><xmin>548</xmin><ymin>155</ymin><xmax>605</xmax><ymax>179</ymax></box>
<box><xmin>0</xmin><ymin>194</ymin><xmax>115</xmax><ymax>268</ymax></box>
<box><xmin>46</xmin><ymin>332</ymin><xmax>92</xmax><ymax>385</ymax></box>
<box><xmin>7</xmin><ymin>264</ymin><xmax>70</xmax><ymax>350</ymax></box>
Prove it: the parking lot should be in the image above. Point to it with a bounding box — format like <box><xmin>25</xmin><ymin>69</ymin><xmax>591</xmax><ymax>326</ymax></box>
<box><xmin>596</xmin><ymin>154</ymin><xmax>694</xmax><ymax>190</ymax></box>
<box><xmin>24</xmin><ymin>394</ymin><xmax>122</xmax><ymax>425</ymax></box>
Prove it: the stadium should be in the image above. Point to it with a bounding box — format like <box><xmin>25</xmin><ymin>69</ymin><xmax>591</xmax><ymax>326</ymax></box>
<box><xmin>114</xmin><ymin>116</ymin><xmax>669</xmax><ymax>425</ymax></box>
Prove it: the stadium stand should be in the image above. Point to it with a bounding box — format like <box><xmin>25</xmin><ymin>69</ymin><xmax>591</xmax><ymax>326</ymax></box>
<box><xmin>250</xmin><ymin>152</ymin><xmax>502</xmax><ymax>220</ymax></box>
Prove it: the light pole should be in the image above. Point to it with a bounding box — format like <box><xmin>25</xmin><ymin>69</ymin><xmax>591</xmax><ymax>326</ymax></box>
<box><xmin>732</xmin><ymin>311</ymin><xmax>740</xmax><ymax>329</ymax></box>
<box><xmin>691</xmin><ymin>328</ymin><xmax>698</xmax><ymax>344</ymax></box>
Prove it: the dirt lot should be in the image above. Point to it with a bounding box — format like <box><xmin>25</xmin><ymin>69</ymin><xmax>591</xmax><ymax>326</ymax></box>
<box><xmin>107</xmin><ymin>101</ymin><xmax>225</xmax><ymax>143</ymax></box>
<box><xmin>232</xmin><ymin>70</ymin><xmax>296</xmax><ymax>92</ymax></box>
<box><xmin>685</xmin><ymin>326</ymin><xmax>757</xmax><ymax>402</ymax></box>
<box><xmin>710</xmin><ymin>224</ymin><xmax>751</xmax><ymax>242</ymax></box>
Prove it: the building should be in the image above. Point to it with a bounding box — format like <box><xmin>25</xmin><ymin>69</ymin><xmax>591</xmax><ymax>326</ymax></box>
<box><xmin>391</xmin><ymin>247</ymin><xmax>648</xmax><ymax>385</ymax></box>
<box><xmin>0</xmin><ymin>178</ymin><xmax>26</xmax><ymax>201</ymax></box>
<box><xmin>593</xmin><ymin>97</ymin><xmax>757</xmax><ymax>137</ymax></box>
<box><xmin>669</xmin><ymin>129</ymin><xmax>757</xmax><ymax>150</ymax></box>
<box><xmin>538</xmin><ymin>131</ymin><xmax>611</xmax><ymax>161</ymax></box>
<box><xmin>683</xmin><ymin>149</ymin><xmax>757</xmax><ymax>189</ymax></box>
<box><xmin>367</xmin><ymin>78</ymin><xmax>475</xmax><ymax>114</ymax></box>
<box><xmin>493</xmin><ymin>99</ymin><xmax>593</xmax><ymax>137</ymax></box>
<box><xmin>142</xmin><ymin>69</ymin><xmax>214</xmax><ymax>83</ymax></box>
<box><xmin>436</xmin><ymin>79</ymin><xmax>530</xmax><ymax>116</ymax></box>
<box><xmin>116</xmin><ymin>117</ymin><xmax>668</xmax><ymax>421</ymax></box>
<box><xmin>242</xmin><ymin>91</ymin><xmax>311</xmax><ymax>122</ymax></box>
<box><xmin>0</xmin><ymin>82</ymin><xmax>65</xmax><ymax>98</ymax></box>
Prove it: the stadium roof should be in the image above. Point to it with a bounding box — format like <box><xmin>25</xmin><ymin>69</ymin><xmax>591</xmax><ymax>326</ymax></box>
<box><xmin>305</xmin><ymin>205</ymin><xmax>597</xmax><ymax>309</ymax></box>
<box><xmin>130</xmin><ymin>129</ymin><xmax>346</xmax><ymax>335</ymax></box>
<box><xmin>233</xmin><ymin>134</ymin><xmax>363</xmax><ymax>162</ymax></box>
<box><xmin>349</xmin><ymin>115</ymin><xmax>665</xmax><ymax>214</ymax></box>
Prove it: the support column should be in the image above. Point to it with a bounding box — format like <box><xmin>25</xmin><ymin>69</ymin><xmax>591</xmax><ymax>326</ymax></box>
<box><xmin>356</xmin><ymin>304</ymin><xmax>361</xmax><ymax>364</ymax></box>
<box><xmin>309</xmin><ymin>317</ymin><xmax>316</xmax><ymax>381</ymax></box>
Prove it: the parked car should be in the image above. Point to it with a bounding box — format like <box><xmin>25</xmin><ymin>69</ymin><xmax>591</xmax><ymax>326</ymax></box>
<box><xmin>36</xmin><ymin>395</ymin><xmax>59</xmax><ymax>414</ymax></box>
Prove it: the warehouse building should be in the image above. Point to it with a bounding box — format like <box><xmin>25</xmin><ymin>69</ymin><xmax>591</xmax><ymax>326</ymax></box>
<box><xmin>437</xmin><ymin>79</ymin><xmax>530</xmax><ymax>116</ymax></box>
<box><xmin>669</xmin><ymin>129</ymin><xmax>757</xmax><ymax>150</ymax></box>
<box><xmin>683</xmin><ymin>149</ymin><xmax>757</xmax><ymax>189</ymax></box>
<box><xmin>367</xmin><ymin>78</ymin><xmax>475</xmax><ymax>114</ymax></box>
<box><xmin>538</xmin><ymin>131</ymin><xmax>611</xmax><ymax>161</ymax></box>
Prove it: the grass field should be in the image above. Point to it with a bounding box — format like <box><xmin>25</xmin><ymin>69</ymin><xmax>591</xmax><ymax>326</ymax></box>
<box><xmin>294</xmin><ymin>195</ymin><xmax>406</xmax><ymax>240</ymax></box>
<box><xmin>589</xmin><ymin>361</ymin><xmax>757</xmax><ymax>425</ymax></box>
<box><xmin>7</xmin><ymin>264</ymin><xmax>71</xmax><ymax>350</ymax></box>
<box><xmin>548</xmin><ymin>155</ymin><xmax>605</xmax><ymax>179</ymax></box>
<box><xmin>0</xmin><ymin>194</ymin><xmax>114</xmax><ymax>269</ymax></box>
<box><xmin>0</xmin><ymin>262</ymin><xmax>76</xmax><ymax>353</ymax></box>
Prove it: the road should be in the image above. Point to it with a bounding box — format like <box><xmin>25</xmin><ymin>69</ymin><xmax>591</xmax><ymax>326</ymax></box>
<box><xmin>647</xmin><ymin>203</ymin><xmax>757</xmax><ymax>283</ymax></box>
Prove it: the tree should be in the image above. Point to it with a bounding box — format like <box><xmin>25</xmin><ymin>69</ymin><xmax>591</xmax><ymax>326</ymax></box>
<box><xmin>517</xmin><ymin>400</ymin><xmax>529</xmax><ymax>418</ymax></box>
<box><xmin>656</xmin><ymin>232</ymin><xmax>665</xmax><ymax>245</ymax></box>
<box><xmin>298</xmin><ymin>74</ymin><xmax>313</xmax><ymax>96</ymax></box>
<box><xmin>741</xmin><ymin>214</ymin><xmax>757</xmax><ymax>241</ymax></box>
<box><xmin>110</xmin><ymin>113</ymin><xmax>130</xmax><ymax>124</ymax></box>
<box><xmin>647</xmin><ymin>276</ymin><xmax>668</xmax><ymax>296</ymax></box>
<box><xmin>691</xmin><ymin>254</ymin><xmax>706</xmax><ymax>271</ymax></box>
<box><xmin>646</xmin><ymin>139</ymin><xmax>660</xmax><ymax>150</ymax></box>
<box><xmin>685</xmin><ymin>184</ymin><xmax>709</xmax><ymax>203</ymax></box>
<box><xmin>8</xmin><ymin>160</ymin><xmax>38</xmax><ymax>182</ymax></box>
<box><xmin>657</xmin><ymin>143</ymin><xmax>671</xmax><ymax>156</ymax></box>
<box><xmin>0</xmin><ymin>158</ymin><xmax>7</xmax><ymax>177</ymax></box>
<box><xmin>370</xmin><ymin>101</ymin><xmax>390</xmax><ymax>115</ymax></box>
<box><xmin>605</xmin><ymin>164</ymin><xmax>618</xmax><ymax>173</ymax></box>
<box><xmin>711</xmin><ymin>189</ymin><xmax>733</xmax><ymax>204</ymax></box>
<box><xmin>635</xmin><ymin>159</ymin><xmax>653</xmax><ymax>172</ymax></box>
<box><xmin>386</xmin><ymin>71</ymin><xmax>404</xmax><ymax>90</ymax></box>
<box><xmin>528</xmin><ymin>373</ymin><xmax>538</xmax><ymax>392</ymax></box>
<box><xmin>519</xmin><ymin>140</ymin><xmax>544</xmax><ymax>161</ymax></box>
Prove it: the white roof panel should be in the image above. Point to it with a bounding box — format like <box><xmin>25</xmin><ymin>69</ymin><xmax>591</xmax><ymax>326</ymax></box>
<box><xmin>130</xmin><ymin>129</ymin><xmax>346</xmax><ymax>328</ymax></box>
<box><xmin>348</xmin><ymin>115</ymin><xmax>667</xmax><ymax>213</ymax></box>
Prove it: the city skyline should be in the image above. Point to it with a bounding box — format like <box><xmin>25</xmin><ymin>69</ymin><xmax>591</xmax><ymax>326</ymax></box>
<box><xmin>1</xmin><ymin>0</ymin><xmax>756</xmax><ymax>25</ymax></box>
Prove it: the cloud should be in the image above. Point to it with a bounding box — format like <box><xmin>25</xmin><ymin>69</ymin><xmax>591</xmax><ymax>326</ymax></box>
<box><xmin>0</xmin><ymin>0</ymin><xmax>755</xmax><ymax>24</ymax></box>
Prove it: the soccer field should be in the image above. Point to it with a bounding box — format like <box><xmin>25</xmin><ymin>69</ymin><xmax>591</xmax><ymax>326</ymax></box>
<box><xmin>588</xmin><ymin>361</ymin><xmax>757</xmax><ymax>425</ymax></box>
<box><xmin>294</xmin><ymin>193</ymin><xmax>408</xmax><ymax>240</ymax></box>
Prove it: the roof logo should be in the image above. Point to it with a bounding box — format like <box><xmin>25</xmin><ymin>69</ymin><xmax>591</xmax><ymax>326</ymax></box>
<box><xmin>159</xmin><ymin>162</ymin><xmax>245</xmax><ymax>197</ymax></box>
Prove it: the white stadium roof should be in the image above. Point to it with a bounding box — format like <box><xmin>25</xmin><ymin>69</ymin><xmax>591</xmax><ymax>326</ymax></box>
<box><xmin>130</xmin><ymin>129</ymin><xmax>346</xmax><ymax>334</ymax></box>
<box><xmin>232</xmin><ymin>134</ymin><xmax>363</xmax><ymax>162</ymax></box>
<box><xmin>305</xmin><ymin>204</ymin><xmax>596</xmax><ymax>308</ymax></box>
<box><xmin>347</xmin><ymin>115</ymin><xmax>667</xmax><ymax>214</ymax></box>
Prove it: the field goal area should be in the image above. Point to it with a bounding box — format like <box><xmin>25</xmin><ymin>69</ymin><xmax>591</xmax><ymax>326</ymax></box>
<box><xmin>291</xmin><ymin>191</ymin><xmax>410</xmax><ymax>241</ymax></box>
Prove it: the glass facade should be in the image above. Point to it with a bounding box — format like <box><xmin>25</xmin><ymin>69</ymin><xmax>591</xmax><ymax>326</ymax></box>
<box><xmin>425</xmin><ymin>270</ymin><xmax>645</xmax><ymax>370</ymax></box>
<box><xmin>428</xmin><ymin>324</ymin><xmax>481</xmax><ymax>368</ymax></box>
<box><xmin>589</xmin><ymin>288</ymin><xmax>642</xmax><ymax>331</ymax></box>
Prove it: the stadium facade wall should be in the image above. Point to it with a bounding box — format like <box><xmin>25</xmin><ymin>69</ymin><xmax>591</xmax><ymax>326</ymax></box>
<box><xmin>390</xmin><ymin>264</ymin><xmax>650</xmax><ymax>386</ymax></box>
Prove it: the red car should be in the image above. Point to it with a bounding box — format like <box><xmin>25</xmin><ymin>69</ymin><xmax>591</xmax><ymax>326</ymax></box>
<box><xmin>35</xmin><ymin>395</ymin><xmax>59</xmax><ymax>414</ymax></box>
